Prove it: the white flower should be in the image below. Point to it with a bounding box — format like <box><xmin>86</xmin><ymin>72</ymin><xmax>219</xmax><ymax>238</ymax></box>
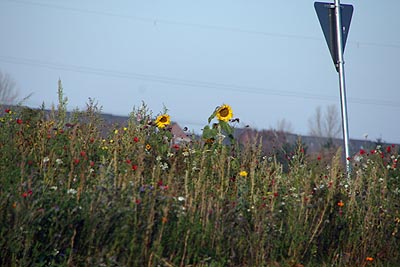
<box><xmin>192</xmin><ymin>166</ymin><xmax>200</xmax><ymax>171</ymax></box>
<box><xmin>50</xmin><ymin>186</ymin><xmax>58</xmax><ymax>191</ymax></box>
<box><xmin>43</xmin><ymin>157</ymin><xmax>50</xmax><ymax>163</ymax></box>
<box><xmin>67</xmin><ymin>188</ymin><xmax>77</xmax><ymax>195</ymax></box>
<box><xmin>160</xmin><ymin>162</ymin><xmax>169</xmax><ymax>170</ymax></box>
<box><xmin>177</xmin><ymin>196</ymin><xmax>185</xmax><ymax>202</ymax></box>
<box><xmin>56</xmin><ymin>158</ymin><xmax>63</xmax><ymax>165</ymax></box>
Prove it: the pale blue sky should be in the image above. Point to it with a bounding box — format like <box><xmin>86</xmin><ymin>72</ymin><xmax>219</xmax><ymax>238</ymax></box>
<box><xmin>1</xmin><ymin>0</ymin><xmax>399</xmax><ymax>143</ymax></box>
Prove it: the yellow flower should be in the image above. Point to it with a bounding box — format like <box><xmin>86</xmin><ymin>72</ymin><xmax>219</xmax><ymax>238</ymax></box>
<box><xmin>155</xmin><ymin>114</ymin><xmax>171</xmax><ymax>128</ymax></box>
<box><xmin>146</xmin><ymin>144</ymin><xmax>152</xmax><ymax>150</ymax></box>
<box><xmin>216</xmin><ymin>104</ymin><xmax>233</xmax><ymax>122</ymax></box>
<box><xmin>239</xmin><ymin>170</ymin><xmax>248</xmax><ymax>177</ymax></box>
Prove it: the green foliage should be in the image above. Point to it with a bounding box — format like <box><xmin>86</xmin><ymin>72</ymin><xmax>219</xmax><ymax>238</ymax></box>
<box><xmin>0</xmin><ymin>97</ymin><xmax>399</xmax><ymax>266</ymax></box>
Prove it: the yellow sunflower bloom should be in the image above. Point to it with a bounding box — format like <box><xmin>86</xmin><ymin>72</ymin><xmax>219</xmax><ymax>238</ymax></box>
<box><xmin>155</xmin><ymin>114</ymin><xmax>171</xmax><ymax>128</ymax></box>
<box><xmin>216</xmin><ymin>104</ymin><xmax>233</xmax><ymax>122</ymax></box>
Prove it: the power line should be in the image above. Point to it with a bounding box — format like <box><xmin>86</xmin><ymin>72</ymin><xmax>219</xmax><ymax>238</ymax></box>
<box><xmin>3</xmin><ymin>0</ymin><xmax>400</xmax><ymax>49</ymax></box>
<box><xmin>0</xmin><ymin>54</ymin><xmax>399</xmax><ymax>108</ymax></box>
<box><xmin>3</xmin><ymin>0</ymin><xmax>318</xmax><ymax>41</ymax></box>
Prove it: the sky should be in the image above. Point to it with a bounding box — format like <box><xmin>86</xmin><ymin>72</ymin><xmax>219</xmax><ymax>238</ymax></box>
<box><xmin>0</xmin><ymin>0</ymin><xmax>399</xmax><ymax>144</ymax></box>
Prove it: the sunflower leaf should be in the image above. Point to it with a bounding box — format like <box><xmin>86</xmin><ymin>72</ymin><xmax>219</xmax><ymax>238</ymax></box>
<box><xmin>202</xmin><ymin>125</ymin><xmax>218</xmax><ymax>140</ymax></box>
<box><xmin>219</xmin><ymin>121</ymin><xmax>233</xmax><ymax>136</ymax></box>
<box><xmin>208</xmin><ymin>107</ymin><xmax>218</xmax><ymax>124</ymax></box>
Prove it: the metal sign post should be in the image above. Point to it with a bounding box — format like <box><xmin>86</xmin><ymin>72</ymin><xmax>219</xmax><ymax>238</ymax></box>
<box><xmin>334</xmin><ymin>0</ymin><xmax>351</xmax><ymax>176</ymax></box>
<box><xmin>314</xmin><ymin>1</ymin><xmax>353</xmax><ymax>176</ymax></box>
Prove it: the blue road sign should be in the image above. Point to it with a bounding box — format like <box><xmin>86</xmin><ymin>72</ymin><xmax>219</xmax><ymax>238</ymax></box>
<box><xmin>314</xmin><ymin>2</ymin><xmax>353</xmax><ymax>71</ymax></box>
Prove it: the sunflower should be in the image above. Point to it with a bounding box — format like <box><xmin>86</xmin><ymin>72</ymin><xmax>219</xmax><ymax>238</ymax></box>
<box><xmin>216</xmin><ymin>104</ymin><xmax>233</xmax><ymax>122</ymax></box>
<box><xmin>155</xmin><ymin>114</ymin><xmax>171</xmax><ymax>128</ymax></box>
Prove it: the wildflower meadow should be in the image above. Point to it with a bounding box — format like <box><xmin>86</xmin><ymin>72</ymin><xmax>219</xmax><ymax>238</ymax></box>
<box><xmin>1</xmin><ymin>85</ymin><xmax>399</xmax><ymax>266</ymax></box>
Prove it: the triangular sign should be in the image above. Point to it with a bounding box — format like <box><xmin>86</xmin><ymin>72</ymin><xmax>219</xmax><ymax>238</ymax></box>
<box><xmin>314</xmin><ymin>2</ymin><xmax>353</xmax><ymax>72</ymax></box>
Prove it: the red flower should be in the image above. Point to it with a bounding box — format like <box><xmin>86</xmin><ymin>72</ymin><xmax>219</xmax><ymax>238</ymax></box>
<box><xmin>22</xmin><ymin>190</ymin><xmax>32</xmax><ymax>198</ymax></box>
<box><xmin>133</xmin><ymin>137</ymin><xmax>139</xmax><ymax>143</ymax></box>
<box><xmin>74</xmin><ymin>158</ymin><xmax>80</xmax><ymax>164</ymax></box>
<box><xmin>346</xmin><ymin>157</ymin><xmax>351</xmax><ymax>161</ymax></box>
<box><xmin>126</xmin><ymin>159</ymin><xmax>132</xmax><ymax>164</ymax></box>
<box><xmin>89</xmin><ymin>137</ymin><xmax>94</xmax><ymax>143</ymax></box>
<box><xmin>161</xmin><ymin>185</ymin><xmax>169</xmax><ymax>190</ymax></box>
<box><xmin>135</xmin><ymin>199</ymin><xmax>141</xmax><ymax>204</ymax></box>
<box><xmin>173</xmin><ymin>144</ymin><xmax>180</xmax><ymax>150</ymax></box>
<box><xmin>387</xmin><ymin>146</ymin><xmax>391</xmax><ymax>153</ymax></box>
<box><xmin>359</xmin><ymin>149</ymin><xmax>366</xmax><ymax>155</ymax></box>
<box><xmin>273</xmin><ymin>192</ymin><xmax>279</xmax><ymax>197</ymax></box>
<box><xmin>132</xmin><ymin>164</ymin><xmax>138</xmax><ymax>171</ymax></box>
<box><xmin>90</xmin><ymin>161</ymin><xmax>95</xmax><ymax>167</ymax></box>
<box><xmin>5</xmin><ymin>108</ymin><xmax>11</xmax><ymax>114</ymax></box>
<box><xmin>317</xmin><ymin>155</ymin><xmax>321</xmax><ymax>161</ymax></box>
<box><xmin>80</xmin><ymin>151</ymin><xmax>86</xmax><ymax>157</ymax></box>
<box><xmin>16</xmin><ymin>118</ymin><xmax>23</xmax><ymax>124</ymax></box>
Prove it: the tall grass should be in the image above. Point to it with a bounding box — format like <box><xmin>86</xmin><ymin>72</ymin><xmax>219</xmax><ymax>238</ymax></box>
<box><xmin>0</xmin><ymin>92</ymin><xmax>399</xmax><ymax>266</ymax></box>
